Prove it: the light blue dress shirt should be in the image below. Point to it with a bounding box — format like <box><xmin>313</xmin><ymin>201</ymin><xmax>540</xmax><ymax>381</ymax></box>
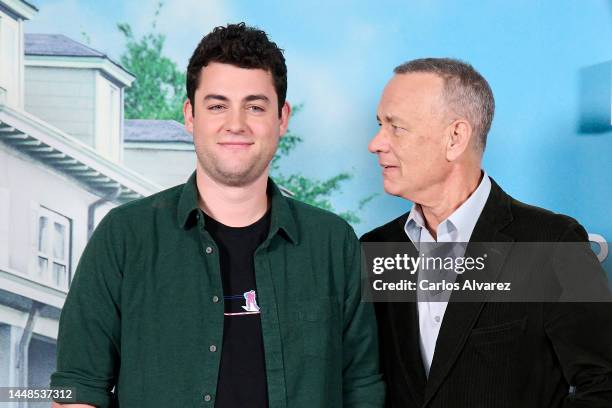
<box><xmin>404</xmin><ymin>172</ymin><xmax>492</xmax><ymax>376</ymax></box>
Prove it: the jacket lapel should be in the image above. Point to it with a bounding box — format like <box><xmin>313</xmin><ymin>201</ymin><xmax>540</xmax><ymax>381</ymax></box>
<box><xmin>423</xmin><ymin>179</ymin><xmax>515</xmax><ymax>406</ymax></box>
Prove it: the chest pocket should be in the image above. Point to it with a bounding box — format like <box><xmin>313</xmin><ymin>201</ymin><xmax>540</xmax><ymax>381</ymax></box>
<box><xmin>469</xmin><ymin>316</ymin><xmax>528</xmax><ymax>345</ymax></box>
<box><xmin>297</xmin><ymin>297</ymin><xmax>341</xmax><ymax>358</ymax></box>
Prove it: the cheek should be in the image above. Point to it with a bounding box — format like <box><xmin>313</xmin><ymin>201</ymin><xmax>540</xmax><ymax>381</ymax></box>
<box><xmin>392</xmin><ymin>144</ymin><xmax>442</xmax><ymax>180</ymax></box>
<box><xmin>390</xmin><ymin>141</ymin><xmax>418</xmax><ymax>166</ymax></box>
<box><xmin>192</xmin><ymin>117</ymin><xmax>218</xmax><ymax>138</ymax></box>
<box><xmin>250</xmin><ymin>120</ymin><xmax>280</xmax><ymax>143</ymax></box>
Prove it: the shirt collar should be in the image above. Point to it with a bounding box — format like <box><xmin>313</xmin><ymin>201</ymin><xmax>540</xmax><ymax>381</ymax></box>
<box><xmin>176</xmin><ymin>171</ymin><xmax>299</xmax><ymax>245</ymax></box>
<box><xmin>404</xmin><ymin>171</ymin><xmax>491</xmax><ymax>243</ymax></box>
<box><xmin>446</xmin><ymin>172</ymin><xmax>491</xmax><ymax>242</ymax></box>
<box><xmin>405</xmin><ymin>202</ymin><xmax>427</xmax><ymax>244</ymax></box>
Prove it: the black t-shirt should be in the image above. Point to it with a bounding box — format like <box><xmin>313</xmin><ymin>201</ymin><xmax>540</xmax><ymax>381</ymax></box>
<box><xmin>204</xmin><ymin>210</ymin><xmax>271</xmax><ymax>408</ymax></box>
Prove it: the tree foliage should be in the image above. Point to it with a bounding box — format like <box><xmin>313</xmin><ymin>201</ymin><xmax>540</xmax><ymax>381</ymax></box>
<box><xmin>117</xmin><ymin>3</ymin><xmax>185</xmax><ymax>121</ymax></box>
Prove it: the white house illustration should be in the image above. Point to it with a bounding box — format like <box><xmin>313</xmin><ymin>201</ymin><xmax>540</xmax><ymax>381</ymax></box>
<box><xmin>0</xmin><ymin>0</ymin><xmax>165</xmax><ymax>400</ymax></box>
<box><xmin>123</xmin><ymin>119</ymin><xmax>196</xmax><ymax>188</ymax></box>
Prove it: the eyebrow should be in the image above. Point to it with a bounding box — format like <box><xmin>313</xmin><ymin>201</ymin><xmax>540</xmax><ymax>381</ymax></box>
<box><xmin>203</xmin><ymin>94</ymin><xmax>229</xmax><ymax>102</ymax></box>
<box><xmin>202</xmin><ymin>94</ymin><xmax>270</xmax><ymax>103</ymax></box>
<box><xmin>376</xmin><ymin>113</ymin><xmax>395</xmax><ymax>122</ymax></box>
<box><xmin>244</xmin><ymin>94</ymin><xmax>270</xmax><ymax>104</ymax></box>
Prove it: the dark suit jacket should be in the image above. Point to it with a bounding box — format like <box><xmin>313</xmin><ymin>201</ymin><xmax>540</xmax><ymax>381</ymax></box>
<box><xmin>361</xmin><ymin>179</ymin><xmax>612</xmax><ymax>408</ymax></box>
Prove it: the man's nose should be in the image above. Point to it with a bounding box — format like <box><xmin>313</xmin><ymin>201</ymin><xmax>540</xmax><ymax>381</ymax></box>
<box><xmin>368</xmin><ymin>128</ymin><xmax>387</xmax><ymax>153</ymax></box>
<box><xmin>225</xmin><ymin>109</ymin><xmax>246</xmax><ymax>134</ymax></box>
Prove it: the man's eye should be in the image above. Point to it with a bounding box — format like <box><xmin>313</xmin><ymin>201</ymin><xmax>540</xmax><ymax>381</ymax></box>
<box><xmin>247</xmin><ymin>105</ymin><xmax>265</xmax><ymax>112</ymax></box>
<box><xmin>208</xmin><ymin>105</ymin><xmax>225</xmax><ymax>111</ymax></box>
<box><xmin>377</xmin><ymin>122</ymin><xmax>382</xmax><ymax>127</ymax></box>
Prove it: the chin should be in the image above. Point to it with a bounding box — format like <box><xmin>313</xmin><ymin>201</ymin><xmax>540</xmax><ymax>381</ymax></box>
<box><xmin>384</xmin><ymin>182</ymin><xmax>415</xmax><ymax>201</ymax></box>
<box><xmin>382</xmin><ymin>181</ymin><xmax>401</xmax><ymax>197</ymax></box>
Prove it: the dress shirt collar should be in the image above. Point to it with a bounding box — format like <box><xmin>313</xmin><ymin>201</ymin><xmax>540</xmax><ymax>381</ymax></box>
<box><xmin>404</xmin><ymin>171</ymin><xmax>492</xmax><ymax>244</ymax></box>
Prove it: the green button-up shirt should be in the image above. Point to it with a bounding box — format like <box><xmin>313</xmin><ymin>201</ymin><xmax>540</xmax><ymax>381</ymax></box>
<box><xmin>51</xmin><ymin>173</ymin><xmax>384</xmax><ymax>407</ymax></box>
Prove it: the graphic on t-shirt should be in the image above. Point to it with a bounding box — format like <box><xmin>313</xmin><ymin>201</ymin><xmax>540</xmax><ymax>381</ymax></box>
<box><xmin>224</xmin><ymin>290</ymin><xmax>261</xmax><ymax>316</ymax></box>
<box><xmin>242</xmin><ymin>290</ymin><xmax>260</xmax><ymax>312</ymax></box>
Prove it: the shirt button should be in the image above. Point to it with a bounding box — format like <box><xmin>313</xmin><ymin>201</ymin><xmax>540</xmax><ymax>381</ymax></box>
<box><xmin>212</xmin><ymin>295</ymin><xmax>219</xmax><ymax>303</ymax></box>
<box><xmin>209</xmin><ymin>344</ymin><xmax>217</xmax><ymax>352</ymax></box>
<box><xmin>205</xmin><ymin>246</ymin><xmax>213</xmax><ymax>254</ymax></box>
<box><xmin>434</xmin><ymin>315</ymin><xmax>441</xmax><ymax>323</ymax></box>
<box><xmin>203</xmin><ymin>394</ymin><xmax>212</xmax><ymax>402</ymax></box>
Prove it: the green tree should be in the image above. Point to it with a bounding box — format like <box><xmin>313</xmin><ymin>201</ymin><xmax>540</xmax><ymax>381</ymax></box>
<box><xmin>117</xmin><ymin>3</ymin><xmax>185</xmax><ymax>121</ymax></box>
<box><xmin>117</xmin><ymin>4</ymin><xmax>374</xmax><ymax>224</ymax></box>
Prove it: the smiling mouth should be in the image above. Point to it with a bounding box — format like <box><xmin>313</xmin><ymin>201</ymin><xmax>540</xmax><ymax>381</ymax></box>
<box><xmin>218</xmin><ymin>142</ymin><xmax>254</xmax><ymax>148</ymax></box>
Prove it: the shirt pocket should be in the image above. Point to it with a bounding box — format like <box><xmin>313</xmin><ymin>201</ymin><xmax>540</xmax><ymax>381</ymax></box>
<box><xmin>297</xmin><ymin>297</ymin><xmax>341</xmax><ymax>358</ymax></box>
<box><xmin>462</xmin><ymin>316</ymin><xmax>528</xmax><ymax>395</ymax></box>
<box><xmin>468</xmin><ymin>316</ymin><xmax>528</xmax><ymax>345</ymax></box>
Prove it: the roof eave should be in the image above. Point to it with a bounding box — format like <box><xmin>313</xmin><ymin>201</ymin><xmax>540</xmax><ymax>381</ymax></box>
<box><xmin>0</xmin><ymin>103</ymin><xmax>161</xmax><ymax>203</ymax></box>
<box><xmin>1</xmin><ymin>0</ymin><xmax>37</xmax><ymax>20</ymax></box>
<box><xmin>25</xmin><ymin>54</ymin><xmax>135</xmax><ymax>87</ymax></box>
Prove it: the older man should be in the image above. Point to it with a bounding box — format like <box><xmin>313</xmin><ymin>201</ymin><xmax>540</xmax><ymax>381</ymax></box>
<box><xmin>361</xmin><ymin>58</ymin><xmax>612</xmax><ymax>407</ymax></box>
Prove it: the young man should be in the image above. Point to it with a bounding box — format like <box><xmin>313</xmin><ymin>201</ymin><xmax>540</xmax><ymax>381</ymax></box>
<box><xmin>51</xmin><ymin>23</ymin><xmax>384</xmax><ymax>408</ymax></box>
<box><xmin>362</xmin><ymin>58</ymin><xmax>612</xmax><ymax>407</ymax></box>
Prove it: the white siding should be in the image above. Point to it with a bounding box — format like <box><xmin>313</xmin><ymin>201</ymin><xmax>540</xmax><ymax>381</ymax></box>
<box><xmin>24</xmin><ymin>66</ymin><xmax>96</xmax><ymax>147</ymax></box>
<box><xmin>94</xmin><ymin>72</ymin><xmax>122</xmax><ymax>162</ymax></box>
<box><xmin>123</xmin><ymin>147</ymin><xmax>196</xmax><ymax>189</ymax></box>
<box><xmin>0</xmin><ymin>142</ymin><xmax>115</xmax><ymax>285</ymax></box>
<box><xmin>0</xmin><ymin>10</ymin><xmax>24</xmax><ymax>109</ymax></box>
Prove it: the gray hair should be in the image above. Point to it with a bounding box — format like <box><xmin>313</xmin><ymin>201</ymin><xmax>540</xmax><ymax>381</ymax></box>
<box><xmin>394</xmin><ymin>58</ymin><xmax>494</xmax><ymax>152</ymax></box>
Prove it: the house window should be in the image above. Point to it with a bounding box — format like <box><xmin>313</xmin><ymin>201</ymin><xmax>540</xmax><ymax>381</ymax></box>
<box><xmin>37</xmin><ymin>207</ymin><xmax>71</xmax><ymax>290</ymax></box>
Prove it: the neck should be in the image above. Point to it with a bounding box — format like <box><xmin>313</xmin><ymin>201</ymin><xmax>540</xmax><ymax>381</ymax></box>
<box><xmin>195</xmin><ymin>165</ymin><xmax>270</xmax><ymax>227</ymax></box>
<box><xmin>417</xmin><ymin>166</ymin><xmax>483</xmax><ymax>239</ymax></box>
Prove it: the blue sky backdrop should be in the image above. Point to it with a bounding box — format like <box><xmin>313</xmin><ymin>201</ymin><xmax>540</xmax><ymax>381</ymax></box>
<box><xmin>26</xmin><ymin>0</ymin><xmax>612</xmax><ymax>240</ymax></box>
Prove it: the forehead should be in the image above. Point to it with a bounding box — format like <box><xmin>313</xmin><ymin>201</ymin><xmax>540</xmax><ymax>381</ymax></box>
<box><xmin>378</xmin><ymin>72</ymin><xmax>445</xmax><ymax>118</ymax></box>
<box><xmin>196</xmin><ymin>62</ymin><xmax>276</xmax><ymax>97</ymax></box>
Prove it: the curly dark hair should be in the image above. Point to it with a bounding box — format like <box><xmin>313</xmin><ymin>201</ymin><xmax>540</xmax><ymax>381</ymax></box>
<box><xmin>186</xmin><ymin>22</ymin><xmax>287</xmax><ymax>116</ymax></box>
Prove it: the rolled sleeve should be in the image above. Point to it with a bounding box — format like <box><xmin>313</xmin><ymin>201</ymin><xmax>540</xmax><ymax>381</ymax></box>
<box><xmin>50</xmin><ymin>209</ymin><xmax>123</xmax><ymax>408</ymax></box>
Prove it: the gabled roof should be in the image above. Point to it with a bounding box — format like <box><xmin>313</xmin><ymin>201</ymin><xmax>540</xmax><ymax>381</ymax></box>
<box><xmin>24</xmin><ymin>34</ymin><xmax>134</xmax><ymax>87</ymax></box>
<box><xmin>25</xmin><ymin>33</ymin><xmax>106</xmax><ymax>58</ymax></box>
<box><xmin>124</xmin><ymin>119</ymin><xmax>193</xmax><ymax>144</ymax></box>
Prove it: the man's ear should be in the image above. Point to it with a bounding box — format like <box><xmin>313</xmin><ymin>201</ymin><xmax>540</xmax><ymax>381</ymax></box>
<box><xmin>279</xmin><ymin>102</ymin><xmax>291</xmax><ymax>137</ymax></box>
<box><xmin>445</xmin><ymin>118</ymin><xmax>472</xmax><ymax>161</ymax></box>
<box><xmin>183</xmin><ymin>99</ymin><xmax>194</xmax><ymax>134</ymax></box>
